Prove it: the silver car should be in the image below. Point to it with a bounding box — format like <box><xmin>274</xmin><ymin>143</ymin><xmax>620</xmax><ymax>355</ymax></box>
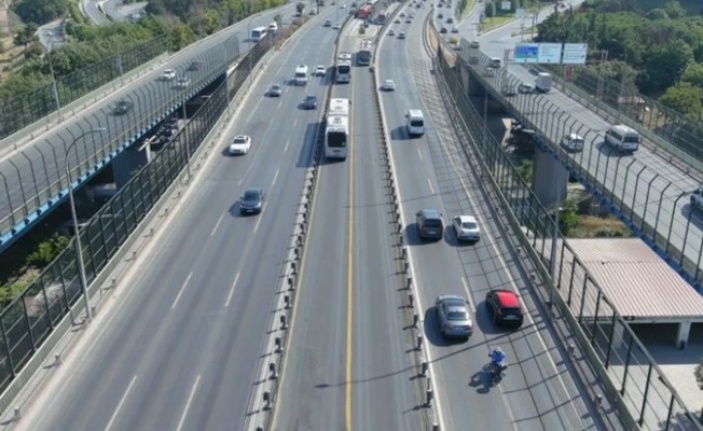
<box><xmin>435</xmin><ymin>295</ymin><xmax>473</xmax><ymax>339</ymax></box>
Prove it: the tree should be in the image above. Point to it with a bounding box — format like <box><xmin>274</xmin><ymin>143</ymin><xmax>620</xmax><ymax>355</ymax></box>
<box><xmin>638</xmin><ymin>40</ymin><xmax>693</xmax><ymax>93</ymax></box>
<box><xmin>12</xmin><ymin>0</ymin><xmax>68</xmax><ymax>26</ymax></box>
<box><xmin>559</xmin><ymin>199</ymin><xmax>580</xmax><ymax>236</ymax></box>
<box><xmin>517</xmin><ymin>159</ymin><xmax>533</xmax><ymax>184</ymax></box>
<box><xmin>659</xmin><ymin>83</ymin><xmax>703</xmax><ymax>119</ymax></box>
<box><xmin>13</xmin><ymin>24</ymin><xmax>38</xmax><ymax>52</ymax></box>
<box><xmin>663</xmin><ymin>0</ymin><xmax>686</xmax><ymax>19</ymax></box>
<box><xmin>296</xmin><ymin>2</ymin><xmax>305</xmax><ymax>15</ymax></box>
<box><xmin>682</xmin><ymin>63</ymin><xmax>703</xmax><ymax>88</ymax></box>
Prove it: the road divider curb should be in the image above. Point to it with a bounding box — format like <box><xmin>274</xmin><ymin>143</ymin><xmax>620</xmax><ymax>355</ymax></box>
<box><xmin>369</xmin><ymin>6</ymin><xmax>443</xmax><ymax>430</ymax></box>
<box><xmin>239</xmin><ymin>10</ymin><xmax>353</xmax><ymax>431</ymax></box>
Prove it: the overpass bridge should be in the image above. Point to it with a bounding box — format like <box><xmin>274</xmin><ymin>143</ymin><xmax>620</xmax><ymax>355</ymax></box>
<box><xmin>455</xmin><ymin>42</ymin><xmax>703</xmax><ymax>292</ymax></box>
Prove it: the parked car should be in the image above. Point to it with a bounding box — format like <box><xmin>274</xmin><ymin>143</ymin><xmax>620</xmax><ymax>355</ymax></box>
<box><xmin>435</xmin><ymin>295</ymin><xmax>473</xmax><ymax>340</ymax></box>
<box><xmin>485</xmin><ymin>289</ymin><xmax>524</xmax><ymax>327</ymax></box>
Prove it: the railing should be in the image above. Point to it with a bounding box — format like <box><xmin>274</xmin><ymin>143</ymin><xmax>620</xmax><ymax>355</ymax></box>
<box><xmin>0</xmin><ymin>33</ymin><xmax>276</xmax><ymax>397</ymax></box>
<box><xmin>431</xmin><ymin>27</ymin><xmax>702</xmax><ymax>431</ymax></box>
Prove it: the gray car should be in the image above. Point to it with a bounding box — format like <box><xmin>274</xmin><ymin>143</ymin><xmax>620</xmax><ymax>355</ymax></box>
<box><xmin>416</xmin><ymin>208</ymin><xmax>443</xmax><ymax>240</ymax></box>
<box><xmin>435</xmin><ymin>295</ymin><xmax>473</xmax><ymax>339</ymax></box>
<box><xmin>240</xmin><ymin>187</ymin><xmax>265</xmax><ymax>215</ymax></box>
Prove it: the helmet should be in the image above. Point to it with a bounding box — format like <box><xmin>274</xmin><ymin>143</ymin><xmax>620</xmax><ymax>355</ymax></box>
<box><xmin>494</xmin><ymin>347</ymin><xmax>503</xmax><ymax>354</ymax></box>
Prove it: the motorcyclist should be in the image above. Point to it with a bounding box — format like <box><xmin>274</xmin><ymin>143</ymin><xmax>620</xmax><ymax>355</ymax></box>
<box><xmin>489</xmin><ymin>347</ymin><xmax>506</xmax><ymax>371</ymax></box>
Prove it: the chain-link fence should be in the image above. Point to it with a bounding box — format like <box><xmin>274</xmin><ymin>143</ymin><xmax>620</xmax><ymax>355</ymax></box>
<box><xmin>450</xmin><ymin>42</ymin><xmax>703</xmax><ymax>290</ymax></box>
<box><xmin>0</xmin><ymin>34</ymin><xmax>243</xmax><ymax>246</ymax></box>
<box><xmin>0</xmin><ymin>36</ymin><xmax>169</xmax><ymax>141</ymax></box>
<box><xmin>536</xmin><ymin>62</ymin><xmax>703</xmax><ymax>171</ymax></box>
<box><xmin>432</xmin><ymin>27</ymin><xmax>701</xmax><ymax>431</ymax></box>
<box><xmin>0</xmin><ymin>32</ymin><xmax>275</xmax><ymax>396</ymax></box>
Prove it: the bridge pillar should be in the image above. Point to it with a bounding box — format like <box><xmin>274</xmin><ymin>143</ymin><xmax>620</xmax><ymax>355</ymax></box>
<box><xmin>676</xmin><ymin>321</ymin><xmax>691</xmax><ymax>349</ymax></box>
<box><xmin>466</xmin><ymin>67</ymin><xmax>486</xmax><ymax>98</ymax></box>
<box><xmin>112</xmin><ymin>144</ymin><xmax>151</xmax><ymax>188</ymax></box>
<box><xmin>532</xmin><ymin>147</ymin><xmax>567</xmax><ymax>207</ymax></box>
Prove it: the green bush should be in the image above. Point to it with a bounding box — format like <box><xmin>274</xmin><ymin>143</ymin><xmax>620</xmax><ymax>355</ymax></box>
<box><xmin>0</xmin><ymin>281</ymin><xmax>28</xmax><ymax>307</ymax></box>
<box><xmin>26</xmin><ymin>234</ymin><xmax>70</xmax><ymax>267</ymax></box>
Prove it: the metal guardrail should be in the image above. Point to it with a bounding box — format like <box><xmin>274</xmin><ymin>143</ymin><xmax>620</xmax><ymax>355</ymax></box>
<box><xmin>0</xmin><ymin>35</ymin><xmax>241</xmax><ymax>248</ymax></box>
<box><xmin>430</xmin><ymin>25</ymin><xmax>702</xmax><ymax>431</ymax></box>
<box><xmin>0</xmin><ymin>34</ymin><xmax>276</xmax><ymax>399</ymax></box>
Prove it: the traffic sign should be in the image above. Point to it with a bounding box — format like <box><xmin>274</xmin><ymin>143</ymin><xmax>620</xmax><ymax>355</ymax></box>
<box><xmin>562</xmin><ymin>43</ymin><xmax>588</xmax><ymax>64</ymax></box>
<box><xmin>514</xmin><ymin>43</ymin><xmax>538</xmax><ymax>63</ymax></box>
<box><xmin>537</xmin><ymin>43</ymin><xmax>562</xmax><ymax>63</ymax></box>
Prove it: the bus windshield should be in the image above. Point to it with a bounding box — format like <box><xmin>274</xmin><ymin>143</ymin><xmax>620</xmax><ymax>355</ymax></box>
<box><xmin>327</xmin><ymin>131</ymin><xmax>347</xmax><ymax>147</ymax></box>
<box><xmin>337</xmin><ymin>64</ymin><xmax>350</xmax><ymax>74</ymax></box>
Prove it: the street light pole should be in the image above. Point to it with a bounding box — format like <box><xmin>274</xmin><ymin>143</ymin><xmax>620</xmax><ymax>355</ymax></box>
<box><xmin>44</xmin><ymin>37</ymin><xmax>63</xmax><ymax>122</ymax></box>
<box><xmin>66</xmin><ymin>128</ymin><xmax>106</xmax><ymax>324</ymax></box>
<box><xmin>549</xmin><ymin>205</ymin><xmax>563</xmax><ymax>312</ymax></box>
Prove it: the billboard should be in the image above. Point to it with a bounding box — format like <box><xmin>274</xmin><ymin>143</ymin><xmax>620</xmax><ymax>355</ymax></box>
<box><xmin>513</xmin><ymin>42</ymin><xmax>588</xmax><ymax>64</ymax></box>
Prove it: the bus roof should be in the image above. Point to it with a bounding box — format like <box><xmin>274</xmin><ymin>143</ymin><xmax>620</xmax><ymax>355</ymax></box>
<box><xmin>326</xmin><ymin>115</ymin><xmax>349</xmax><ymax>130</ymax></box>
<box><xmin>328</xmin><ymin>98</ymin><xmax>350</xmax><ymax>117</ymax></box>
<box><xmin>252</xmin><ymin>26</ymin><xmax>267</xmax><ymax>33</ymax></box>
<box><xmin>336</xmin><ymin>59</ymin><xmax>352</xmax><ymax>67</ymax></box>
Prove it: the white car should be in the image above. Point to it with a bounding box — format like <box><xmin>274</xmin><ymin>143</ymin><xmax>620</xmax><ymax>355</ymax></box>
<box><xmin>269</xmin><ymin>83</ymin><xmax>283</xmax><ymax>97</ymax></box>
<box><xmin>388</xmin><ymin>29</ymin><xmax>396</xmax><ymax>36</ymax></box>
<box><xmin>453</xmin><ymin>215</ymin><xmax>481</xmax><ymax>242</ymax></box>
<box><xmin>315</xmin><ymin>65</ymin><xmax>327</xmax><ymax>76</ymax></box>
<box><xmin>162</xmin><ymin>69</ymin><xmax>176</xmax><ymax>81</ymax></box>
<box><xmin>332</xmin><ymin>23</ymin><xmax>341</xmax><ymax>29</ymax></box>
<box><xmin>229</xmin><ymin>135</ymin><xmax>252</xmax><ymax>155</ymax></box>
<box><xmin>175</xmin><ymin>77</ymin><xmax>191</xmax><ymax>88</ymax></box>
<box><xmin>381</xmin><ymin>79</ymin><xmax>396</xmax><ymax>91</ymax></box>
<box><xmin>518</xmin><ymin>82</ymin><xmax>535</xmax><ymax>94</ymax></box>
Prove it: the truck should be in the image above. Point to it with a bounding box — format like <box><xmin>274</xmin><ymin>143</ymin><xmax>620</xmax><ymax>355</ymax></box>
<box><xmin>535</xmin><ymin>72</ymin><xmax>552</xmax><ymax>93</ymax></box>
<box><xmin>356</xmin><ymin>4</ymin><xmax>372</xmax><ymax>18</ymax></box>
<box><xmin>294</xmin><ymin>65</ymin><xmax>309</xmax><ymax>86</ymax></box>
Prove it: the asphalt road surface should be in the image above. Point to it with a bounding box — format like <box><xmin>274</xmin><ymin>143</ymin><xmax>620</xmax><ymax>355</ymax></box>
<box><xmin>83</xmin><ymin>0</ymin><xmax>110</xmax><ymax>25</ymax></box>
<box><xmin>103</xmin><ymin>0</ymin><xmax>147</xmax><ymax>22</ymax></box>
<box><xmin>455</xmin><ymin>0</ymin><xmax>703</xmax><ymax>283</ymax></box>
<box><xmin>0</xmin><ymin>4</ymin><xmax>298</xmax><ymax>239</ymax></box>
<box><xmin>271</xmin><ymin>18</ymin><xmax>425</xmax><ymax>431</ymax></box>
<box><xmin>376</xmin><ymin>5</ymin><xmax>612</xmax><ymax>430</ymax></box>
<box><xmin>8</xmin><ymin>11</ymin><xmax>340</xmax><ymax>431</ymax></box>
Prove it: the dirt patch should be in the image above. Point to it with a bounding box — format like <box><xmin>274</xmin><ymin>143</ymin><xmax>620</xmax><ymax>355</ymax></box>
<box><xmin>571</xmin><ymin>215</ymin><xmax>633</xmax><ymax>238</ymax></box>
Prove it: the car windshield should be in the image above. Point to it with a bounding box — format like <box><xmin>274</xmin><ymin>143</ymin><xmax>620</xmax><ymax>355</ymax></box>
<box><xmin>461</xmin><ymin>222</ymin><xmax>478</xmax><ymax>229</ymax></box>
<box><xmin>447</xmin><ymin>310</ymin><xmax>469</xmax><ymax>321</ymax></box>
<box><xmin>424</xmin><ymin>219</ymin><xmax>441</xmax><ymax>227</ymax></box>
<box><xmin>386</xmin><ymin>80</ymin><xmax>394</xmax><ymax>85</ymax></box>
<box><xmin>244</xmin><ymin>191</ymin><xmax>260</xmax><ymax>201</ymax></box>
<box><xmin>410</xmin><ymin>120</ymin><xmax>423</xmax><ymax>127</ymax></box>
<box><xmin>272</xmin><ymin>85</ymin><xmax>281</xmax><ymax>90</ymax></box>
<box><xmin>233</xmin><ymin>137</ymin><xmax>247</xmax><ymax>144</ymax></box>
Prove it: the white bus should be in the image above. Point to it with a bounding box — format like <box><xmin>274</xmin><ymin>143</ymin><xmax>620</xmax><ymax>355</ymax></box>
<box><xmin>336</xmin><ymin>60</ymin><xmax>352</xmax><ymax>83</ymax></box>
<box><xmin>251</xmin><ymin>27</ymin><xmax>268</xmax><ymax>42</ymax></box>
<box><xmin>326</xmin><ymin>98</ymin><xmax>351</xmax><ymax>159</ymax></box>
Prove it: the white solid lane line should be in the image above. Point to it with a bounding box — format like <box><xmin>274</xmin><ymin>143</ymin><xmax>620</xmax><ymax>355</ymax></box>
<box><xmin>427</xmin><ymin>178</ymin><xmax>435</xmax><ymax>194</ymax></box>
<box><xmin>225</xmin><ymin>272</ymin><xmax>240</xmax><ymax>308</ymax></box>
<box><xmin>171</xmin><ymin>271</ymin><xmax>193</xmax><ymax>310</ymax></box>
<box><xmin>175</xmin><ymin>374</ymin><xmax>202</xmax><ymax>431</ymax></box>
<box><xmin>210</xmin><ymin>214</ymin><xmax>224</xmax><ymax>237</ymax></box>
<box><xmin>103</xmin><ymin>375</ymin><xmax>138</xmax><ymax>431</ymax></box>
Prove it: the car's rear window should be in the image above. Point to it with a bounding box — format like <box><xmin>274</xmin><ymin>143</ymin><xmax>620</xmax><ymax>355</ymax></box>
<box><xmin>233</xmin><ymin>137</ymin><xmax>247</xmax><ymax>144</ymax></box>
<box><xmin>244</xmin><ymin>191</ymin><xmax>260</xmax><ymax>200</ymax></box>
<box><xmin>424</xmin><ymin>219</ymin><xmax>441</xmax><ymax>227</ymax></box>
<box><xmin>462</xmin><ymin>222</ymin><xmax>477</xmax><ymax>229</ymax></box>
<box><xmin>447</xmin><ymin>311</ymin><xmax>468</xmax><ymax>321</ymax></box>
<box><xmin>501</xmin><ymin>307</ymin><xmax>522</xmax><ymax>317</ymax></box>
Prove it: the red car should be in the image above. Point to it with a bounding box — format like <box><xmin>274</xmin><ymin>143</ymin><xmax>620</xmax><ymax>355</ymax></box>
<box><xmin>485</xmin><ymin>289</ymin><xmax>524</xmax><ymax>328</ymax></box>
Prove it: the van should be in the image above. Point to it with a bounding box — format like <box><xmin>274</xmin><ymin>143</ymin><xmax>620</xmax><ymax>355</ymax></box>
<box><xmin>406</xmin><ymin>109</ymin><xmax>425</xmax><ymax>136</ymax></box>
<box><xmin>268</xmin><ymin>22</ymin><xmax>278</xmax><ymax>32</ymax></box>
<box><xmin>604</xmin><ymin>124</ymin><xmax>639</xmax><ymax>153</ymax></box>
<box><xmin>489</xmin><ymin>57</ymin><xmax>501</xmax><ymax>69</ymax></box>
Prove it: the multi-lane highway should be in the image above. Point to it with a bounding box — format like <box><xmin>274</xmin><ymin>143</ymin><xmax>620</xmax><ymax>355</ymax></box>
<box><xmin>272</xmin><ymin>18</ymin><xmax>425</xmax><ymax>430</ymax></box>
<box><xmin>7</xmin><ymin>8</ymin><xmax>341</xmax><ymax>431</ymax></box>
<box><xmin>377</xmin><ymin>4</ymin><xmax>611</xmax><ymax>430</ymax></box>
<box><xmin>450</xmin><ymin>1</ymin><xmax>703</xmax><ymax>284</ymax></box>
<box><xmin>0</xmin><ymin>4</ymin><xmax>297</xmax><ymax>245</ymax></box>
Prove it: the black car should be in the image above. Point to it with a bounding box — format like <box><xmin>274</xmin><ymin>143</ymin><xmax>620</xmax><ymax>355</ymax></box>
<box><xmin>416</xmin><ymin>208</ymin><xmax>444</xmax><ymax>240</ymax></box>
<box><xmin>113</xmin><ymin>100</ymin><xmax>133</xmax><ymax>115</ymax></box>
<box><xmin>240</xmin><ymin>187</ymin><xmax>265</xmax><ymax>214</ymax></box>
<box><xmin>302</xmin><ymin>95</ymin><xmax>318</xmax><ymax>109</ymax></box>
<box><xmin>186</xmin><ymin>61</ymin><xmax>202</xmax><ymax>71</ymax></box>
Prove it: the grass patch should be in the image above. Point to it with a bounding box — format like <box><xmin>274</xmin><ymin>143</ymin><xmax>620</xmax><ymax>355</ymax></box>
<box><xmin>481</xmin><ymin>15</ymin><xmax>514</xmax><ymax>32</ymax></box>
<box><xmin>460</xmin><ymin>0</ymin><xmax>476</xmax><ymax>19</ymax></box>
<box><xmin>570</xmin><ymin>214</ymin><xmax>633</xmax><ymax>238</ymax></box>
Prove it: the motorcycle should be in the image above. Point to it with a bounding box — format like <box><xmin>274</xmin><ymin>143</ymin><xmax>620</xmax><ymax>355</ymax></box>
<box><xmin>489</xmin><ymin>357</ymin><xmax>508</xmax><ymax>383</ymax></box>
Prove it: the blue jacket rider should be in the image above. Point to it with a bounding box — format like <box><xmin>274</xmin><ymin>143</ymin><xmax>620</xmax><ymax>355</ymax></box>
<box><xmin>490</xmin><ymin>347</ymin><xmax>506</xmax><ymax>366</ymax></box>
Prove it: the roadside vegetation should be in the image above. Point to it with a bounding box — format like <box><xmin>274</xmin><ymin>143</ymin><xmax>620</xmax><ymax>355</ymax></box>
<box><xmin>535</xmin><ymin>0</ymin><xmax>703</xmax><ymax>118</ymax></box>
